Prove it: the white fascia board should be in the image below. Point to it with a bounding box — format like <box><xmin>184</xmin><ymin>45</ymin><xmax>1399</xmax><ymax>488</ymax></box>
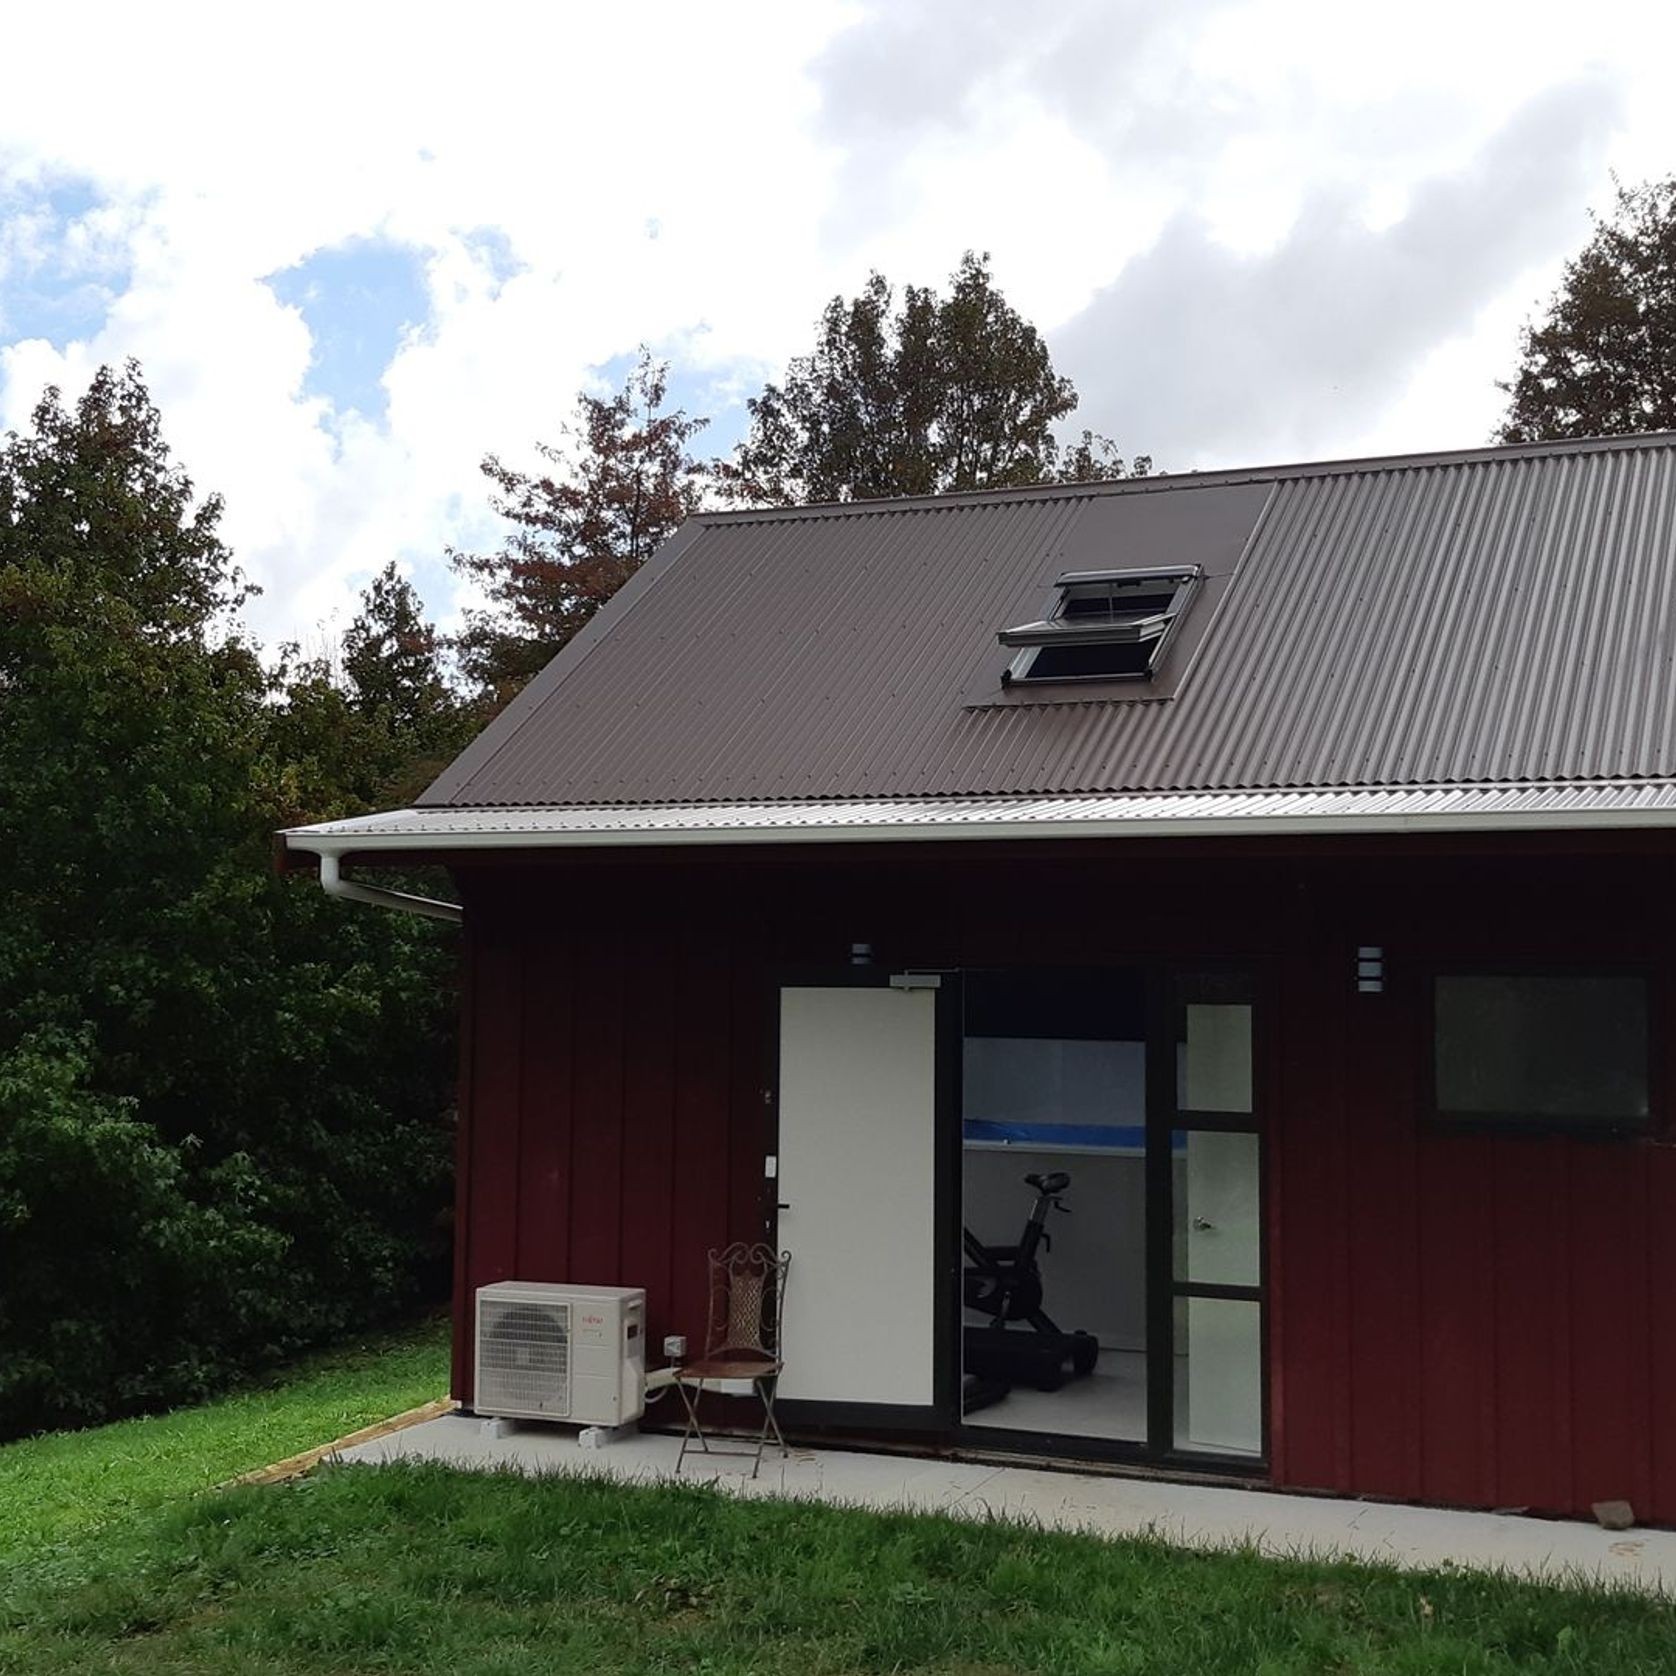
<box><xmin>279</xmin><ymin>790</ymin><xmax>1676</xmax><ymax>857</ymax></box>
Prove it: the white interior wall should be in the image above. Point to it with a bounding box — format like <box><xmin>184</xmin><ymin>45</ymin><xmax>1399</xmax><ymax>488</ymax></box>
<box><xmin>962</xmin><ymin>1146</ymin><xmax>1147</xmax><ymax>1349</ymax></box>
<box><xmin>964</xmin><ymin>1036</ymin><xmax>1145</xmax><ymax>1127</ymax></box>
<box><xmin>962</xmin><ymin>1034</ymin><xmax>1150</xmax><ymax>1352</ymax></box>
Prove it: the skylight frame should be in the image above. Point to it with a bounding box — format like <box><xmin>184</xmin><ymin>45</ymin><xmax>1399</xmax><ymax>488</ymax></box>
<box><xmin>1000</xmin><ymin>565</ymin><xmax>1203</xmax><ymax>686</ymax></box>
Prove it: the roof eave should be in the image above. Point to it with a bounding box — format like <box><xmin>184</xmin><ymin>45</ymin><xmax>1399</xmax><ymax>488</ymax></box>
<box><xmin>279</xmin><ymin>800</ymin><xmax>1676</xmax><ymax>860</ymax></box>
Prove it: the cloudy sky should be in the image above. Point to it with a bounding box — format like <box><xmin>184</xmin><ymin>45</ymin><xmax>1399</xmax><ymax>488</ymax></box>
<box><xmin>2</xmin><ymin>0</ymin><xmax>1672</xmax><ymax>648</ymax></box>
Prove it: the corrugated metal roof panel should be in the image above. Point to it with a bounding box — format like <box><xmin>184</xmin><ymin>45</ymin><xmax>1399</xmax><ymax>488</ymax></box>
<box><xmin>284</xmin><ymin>780</ymin><xmax>1676</xmax><ymax>854</ymax></box>
<box><xmin>420</xmin><ymin>433</ymin><xmax>1676</xmax><ymax>808</ymax></box>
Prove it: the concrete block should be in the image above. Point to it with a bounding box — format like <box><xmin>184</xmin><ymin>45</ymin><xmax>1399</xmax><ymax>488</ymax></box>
<box><xmin>579</xmin><ymin>1422</ymin><xmax>640</xmax><ymax>1449</ymax></box>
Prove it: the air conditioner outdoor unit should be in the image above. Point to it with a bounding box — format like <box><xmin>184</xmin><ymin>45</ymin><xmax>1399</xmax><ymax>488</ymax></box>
<box><xmin>474</xmin><ymin>1281</ymin><xmax>646</xmax><ymax>1426</ymax></box>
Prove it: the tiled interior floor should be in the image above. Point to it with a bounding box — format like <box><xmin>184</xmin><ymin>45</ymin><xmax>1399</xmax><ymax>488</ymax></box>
<box><xmin>962</xmin><ymin>1351</ymin><xmax>1261</xmax><ymax>1464</ymax></box>
<box><xmin>964</xmin><ymin>1354</ymin><xmax>1146</xmax><ymax>1441</ymax></box>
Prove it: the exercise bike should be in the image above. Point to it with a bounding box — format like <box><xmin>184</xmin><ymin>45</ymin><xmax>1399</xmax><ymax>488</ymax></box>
<box><xmin>963</xmin><ymin>1170</ymin><xmax>1100</xmax><ymax>1404</ymax></box>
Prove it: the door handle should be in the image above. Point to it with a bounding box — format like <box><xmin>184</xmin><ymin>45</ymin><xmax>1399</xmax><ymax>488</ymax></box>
<box><xmin>1192</xmin><ymin>1216</ymin><xmax>1216</xmax><ymax>1231</ymax></box>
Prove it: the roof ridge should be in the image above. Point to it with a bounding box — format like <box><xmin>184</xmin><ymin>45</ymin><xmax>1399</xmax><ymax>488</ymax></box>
<box><xmin>695</xmin><ymin>430</ymin><xmax>1676</xmax><ymax>526</ymax></box>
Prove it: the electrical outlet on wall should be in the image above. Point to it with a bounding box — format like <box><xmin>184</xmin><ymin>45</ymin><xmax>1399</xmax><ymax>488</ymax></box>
<box><xmin>662</xmin><ymin>1334</ymin><xmax>686</xmax><ymax>1362</ymax></box>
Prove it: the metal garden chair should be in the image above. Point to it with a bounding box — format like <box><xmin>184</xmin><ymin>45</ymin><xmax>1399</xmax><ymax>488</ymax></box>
<box><xmin>675</xmin><ymin>1241</ymin><xmax>790</xmax><ymax>1478</ymax></box>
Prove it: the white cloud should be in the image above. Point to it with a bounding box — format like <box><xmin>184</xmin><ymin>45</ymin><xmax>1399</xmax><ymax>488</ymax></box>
<box><xmin>1</xmin><ymin>0</ymin><xmax>1673</xmax><ymax>646</ymax></box>
<box><xmin>1054</xmin><ymin>76</ymin><xmax>1622</xmax><ymax>464</ymax></box>
<box><xmin>0</xmin><ymin>1</ymin><xmax>848</xmax><ymax>647</ymax></box>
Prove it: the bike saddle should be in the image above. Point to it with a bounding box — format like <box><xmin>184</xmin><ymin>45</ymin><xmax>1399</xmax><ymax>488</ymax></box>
<box><xmin>1024</xmin><ymin>1171</ymin><xmax>1070</xmax><ymax>1194</ymax></box>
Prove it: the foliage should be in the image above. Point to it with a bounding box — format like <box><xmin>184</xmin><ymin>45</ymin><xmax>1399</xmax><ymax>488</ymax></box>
<box><xmin>1059</xmin><ymin>427</ymin><xmax>1154</xmax><ymax>484</ymax></box>
<box><xmin>268</xmin><ymin>561</ymin><xmax>476</xmax><ymax>817</ymax></box>
<box><xmin>1500</xmin><ymin>178</ymin><xmax>1676</xmax><ymax>442</ymax></box>
<box><xmin>720</xmin><ymin>251</ymin><xmax>1150</xmax><ymax>505</ymax></box>
<box><xmin>4</xmin><ymin>1464</ymin><xmax>1673</xmax><ymax>1673</ymax></box>
<box><xmin>452</xmin><ymin>348</ymin><xmax>708</xmax><ymax>705</ymax></box>
<box><xmin>0</xmin><ymin>1317</ymin><xmax>446</xmax><ymax>1579</ymax></box>
<box><xmin>0</xmin><ymin>1033</ymin><xmax>281</xmax><ymax>1437</ymax></box>
<box><xmin>453</xmin><ymin>268</ymin><xmax>1150</xmax><ymax>708</ymax></box>
<box><xmin>0</xmin><ymin>364</ymin><xmax>457</xmax><ymax>1441</ymax></box>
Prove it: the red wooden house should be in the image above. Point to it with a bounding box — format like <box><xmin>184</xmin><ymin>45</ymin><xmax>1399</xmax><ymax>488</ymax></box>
<box><xmin>282</xmin><ymin>433</ymin><xmax>1676</xmax><ymax>1519</ymax></box>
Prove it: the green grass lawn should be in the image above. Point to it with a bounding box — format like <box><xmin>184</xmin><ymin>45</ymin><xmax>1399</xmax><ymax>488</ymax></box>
<box><xmin>0</xmin><ymin>1315</ymin><xmax>448</xmax><ymax>1577</ymax></box>
<box><xmin>3</xmin><ymin>1322</ymin><xmax>1675</xmax><ymax>1673</ymax></box>
<box><xmin>3</xmin><ymin>1462</ymin><xmax>1676</xmax><ymax>1674</ymax></box>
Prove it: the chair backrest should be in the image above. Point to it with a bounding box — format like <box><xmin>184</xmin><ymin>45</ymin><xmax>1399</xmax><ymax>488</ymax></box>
<box><xmin>703</xmin><ymin>1241</ymin><xmax>790</xmax><ymax>1362</ymax></box>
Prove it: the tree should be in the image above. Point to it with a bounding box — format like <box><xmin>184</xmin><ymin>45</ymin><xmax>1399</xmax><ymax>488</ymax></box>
<box><xmin>1058</xmin><ymin>430</ymin><xmax>1153</xmax><ymax>485</ymax></box>
<box><xmin>452</xmin><ymin>349</ymin><xmax>709</xmax><ymax>704</ymax></box>
<box><xmin>719</xmin><ymin>252</ymin><xmax>1149</xmax><ymax>505</ymax></box>
<box><xmin>342</xmin><ymin>562</ymin><xmax>455</xmax><ymax>742</ymax></box>
<box><xmin>0</xmin><ymin>363</ymin><xmax>266</xmax><ymax>1071</ymax></box>
<box><xmin>270</xmin><ymin>562</ymin><xmax>473</xmax><ymax>817</ymax></box>
<box><xmin>1500</xmin><ymin>179</ymin><xmax>1676</xmax><ymax>443</ymax></box>
<box><xmin>0</xmin><ymin>364</ymin><xmax>456</xmax><ymax>1437</ymax></box>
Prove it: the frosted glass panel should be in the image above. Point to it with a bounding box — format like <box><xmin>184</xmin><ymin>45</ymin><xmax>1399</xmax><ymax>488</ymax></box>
<box><xmin>1180</xmin><ymin>1297</ymin><xmax>1262</xmax><ymax>1456</ymax></box>
<box><xmin>1176</xmin><ymin>1131</ymin><xmax>1260</xmax><ymax>1287</ymax></box>
<box><xmin>1181</xmin><ymin>1004</ymin><xmax>1252</xmax><ymax>1112</ymax></box>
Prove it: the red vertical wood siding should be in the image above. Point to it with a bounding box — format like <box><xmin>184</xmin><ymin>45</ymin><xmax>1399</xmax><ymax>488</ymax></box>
<box><xmin>513</xmin><ymin>929</ymin><xmax>572</xmax><ymax>1280</ymax></box>
<box><xmin>566</xmin><ymin>925</ymin><xmax>625</xmax><ymax>1283</ymax></box>
<box><xmin>1649</xmin><ymin>1148</ymin><xmax>1676</xmax><ymax>1514</ymax></box>
<box><xmin>448</xmin><ymin>840</ymin><xmax>1676</xmax><ymax>1521</ymax></box>
<box><xmin>1487</xmin><ymin>1137</ymin><xmax>1567</xmax><ymax>1513</ymax></box>
<box><xmin>621</xmin><ymin>939</ymin><xmax>678</xmax><ymax>1342</ymax></box>
<box><xmin>1344</xmin><ymin>958</ymin><xmax>1421</xmax><ymax>1496</ymax></box>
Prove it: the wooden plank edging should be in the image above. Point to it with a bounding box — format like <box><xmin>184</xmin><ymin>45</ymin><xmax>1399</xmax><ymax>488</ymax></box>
<box><xmin>217</xmin><ymin>1397</ymin><xmax>456</xmax><ymax>1490</ymax></box>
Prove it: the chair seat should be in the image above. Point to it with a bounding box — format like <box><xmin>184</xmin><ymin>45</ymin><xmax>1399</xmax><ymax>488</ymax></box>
<box><xmin>678</xmin><ymin>1353</ymin><xmax>780</xmax><ymax>1381</ymax></box>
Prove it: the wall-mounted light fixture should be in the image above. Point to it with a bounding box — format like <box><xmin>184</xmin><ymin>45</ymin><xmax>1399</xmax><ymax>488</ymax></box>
<box><xmin>1356</xmin><ymin>946</ymin><xmax>1385</xmax><ymax>994</ymax></box>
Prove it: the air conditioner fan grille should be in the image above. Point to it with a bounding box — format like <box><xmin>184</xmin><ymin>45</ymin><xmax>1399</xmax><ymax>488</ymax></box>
<box><xmin>478</xmin><ymin>1300</ymin><xmax>571</xmax><ymax>1417</ymax></box>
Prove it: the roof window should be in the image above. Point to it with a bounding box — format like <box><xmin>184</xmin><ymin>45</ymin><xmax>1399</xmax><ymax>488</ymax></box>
<box><xmin>999</xmin><ymin>567</ymin><xmax>1201</xmax><ymax>685</ymax></box>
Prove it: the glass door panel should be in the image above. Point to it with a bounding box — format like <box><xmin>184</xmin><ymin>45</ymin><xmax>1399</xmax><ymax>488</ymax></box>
<box><xmin>1162</xmin><ymin>972</ymin><xmax>1264</xmax><ymax>1461</ymax></box>
<box><xmin>1180</xmin><ymin>1001</ymin><xmax>1253</xmax><ymax>1112</ymax></box>
<box><xmin>960</xmin><ymin>969</ymin><xmax>1149</xmax><ymax>1445</ymax></box>
<box><xmin>1173</xmin><ymin>1130</ymin><xmax>1260</xmax><ymax>1288</ymax></box>
<box><xmin>1179</xmin><ymin>1297</ymin><xmax>1263</xmax><ymax>1454</ymax></box>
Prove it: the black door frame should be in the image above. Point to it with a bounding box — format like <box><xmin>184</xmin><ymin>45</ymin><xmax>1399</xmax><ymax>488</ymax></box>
<box><xmin>1145</xmin><ymin>966</ymin><xmax>1270</xmax><ymax>1468</ymax></box>
<box><xmin>956</xmin><ymin>961</ymin><xmax>1270</xmax><ymax>1475</ymax></box>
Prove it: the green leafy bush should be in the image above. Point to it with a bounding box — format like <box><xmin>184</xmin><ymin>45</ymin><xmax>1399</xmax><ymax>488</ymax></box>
<box><xmin>0</xmin><ymin>1033</ymin><xmax>285</xmax><ymax>1430</ymax></box>
<box><xmin>0</xmin><ymin>365</ymin><xmax>458</xmax><ymax>1439</ymax></box>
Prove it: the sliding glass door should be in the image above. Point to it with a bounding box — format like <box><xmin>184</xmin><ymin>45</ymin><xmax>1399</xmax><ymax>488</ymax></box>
<box><xmin>959</xmin><ymin>970</ymin><xmax>1150</xmax><ymax>1445</ymax></box>
<box><xmin>957</xmin><ymin>964</ymin><xmax>1266</xmax><ymax>1466</ymax></box>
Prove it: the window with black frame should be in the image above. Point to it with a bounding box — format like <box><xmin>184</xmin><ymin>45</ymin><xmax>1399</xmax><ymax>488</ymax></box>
<box><xmin>998</xmin><ymin>567</ymin><xmax>1200</xmax><ymax>685</ymax></box>
<box><xmin>1432</xmin><ymin>972</ymin><xmax>1650</xmax><ymax>1131</ymax></box>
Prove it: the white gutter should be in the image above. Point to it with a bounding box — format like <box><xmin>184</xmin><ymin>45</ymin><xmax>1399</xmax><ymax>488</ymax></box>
<box><xmin>280</xmin><ymin>791</ymin><xmax>1676</xmax><ymax>859</ymax></box>
<box><xmin>316</xmin><ymin>851</ymin><xmax>462</xmax><ymax>924</ymax></box>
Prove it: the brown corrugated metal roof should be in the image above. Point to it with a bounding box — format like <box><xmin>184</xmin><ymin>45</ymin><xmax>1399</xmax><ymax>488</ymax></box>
<box><xmin>421</xmin><ymin>432</ymin><xmax>1676</xmax><ymax>808</ymax></box>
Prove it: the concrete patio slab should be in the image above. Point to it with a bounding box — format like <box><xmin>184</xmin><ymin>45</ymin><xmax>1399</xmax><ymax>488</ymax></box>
<box><xmin>339</xmin><ymin>1414</ymin><xmax>1676</xmax><ymax>1595</ymax></box>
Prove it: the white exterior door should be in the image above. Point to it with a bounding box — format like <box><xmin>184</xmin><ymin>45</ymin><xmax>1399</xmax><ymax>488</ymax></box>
<box><xmin>775</xmin><ymin>984</ymin><xmax>939</xmax><ymax>1407</ymax></box>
